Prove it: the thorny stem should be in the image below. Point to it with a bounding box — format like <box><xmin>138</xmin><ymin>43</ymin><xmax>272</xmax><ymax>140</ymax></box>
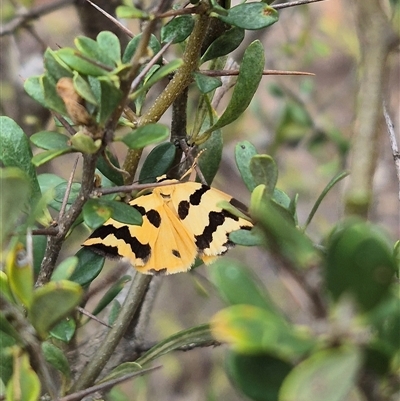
<box><xmin>123</xmin><ymin>11</ymin><xmax>211</xmax><ymax>181</ymax></box>
<box><xmin>36</xmin><ymin>154</ymin><xmax>98</xmax><ymax>286</ymax></box>
<box><xmin>70</xmin><ymin>273</ymin><xmax>153</xmax><ymax>392</ymax></box>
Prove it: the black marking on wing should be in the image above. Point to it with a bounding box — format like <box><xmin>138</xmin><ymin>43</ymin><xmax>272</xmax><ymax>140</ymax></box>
<box><xmin>132</xmin><ymin>204</ymin><xmax>146</xmax><ymax>215</ymax></box>
<box><xmin>229</xmin><ymin>197</ymin><xmax>249</xmax><ymax>214</ymax></box>
<box><xmin>172</xmin><ymin>249</ymin><xmax>181</xmax><ymax>258</ymax></box>
<box><xmin>195</xmin><ymin>209</ymin><xmax>243</xmax><ymax>251</ymax></box>
<box><xmin>178</xmin><ymin>185</ymin><xmax>210</xmax><ymax>220</ymax></box>
<box><xmin>85</xmin><ymin>243</ymin><xmax>120</xmax><ymax>258</ymax></box>
<box><xmin>189</xmin><ymin>185</ymin><xmax>210</xmax><ymax>205</ymax></box>
<box><xmin>148</xmin><ymin>268</ymin><xmax>167</xmax><ymax>275</ymax></box>
<box><xmin>146</xmin><ymin>209</ymin><xmax>161</xmax><ymax>228</ymax></box>
<box><xmin>86</xmin><ymin>224</ymin><xmax>151</xmax><ymax>261</ymax></box>
<box><xmin>178</xmin><ymin>200</ymin><xmax>190</xmax><ymax>219</ymax></box>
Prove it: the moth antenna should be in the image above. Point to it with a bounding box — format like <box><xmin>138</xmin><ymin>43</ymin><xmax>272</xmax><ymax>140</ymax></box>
<box><xmin>178</xmin><ymin>139</ymin><xmax>208</xmax><ymax>185</ymax></box>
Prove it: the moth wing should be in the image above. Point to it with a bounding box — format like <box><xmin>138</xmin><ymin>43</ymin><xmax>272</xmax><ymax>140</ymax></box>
<box><xmin>140</xmin><ymin>204</ymin><xmax>197</xmax><ymax>275</ymax></box>
<box><xmin>83</xmin><ymin>193</ymin><xmax>162</xmax><ymax>267</ymax></box>
<box><xmin>170</xmin><ymin>183</ymin><xmax>253</xmax><ymax>261</ymax></box>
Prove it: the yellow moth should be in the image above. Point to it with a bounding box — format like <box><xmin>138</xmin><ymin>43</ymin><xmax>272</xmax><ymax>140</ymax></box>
<box><xmin>83</xmin><ymin>177</ymin><xmax>253</xmax><ymax>275</ymax></box>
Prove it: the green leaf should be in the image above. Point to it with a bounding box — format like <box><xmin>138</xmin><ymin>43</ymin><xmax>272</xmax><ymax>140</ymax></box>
<box><xmin>0</xmin><ymin>168</ymin><xmax>31</xmax><ymax>246</ymax></box>
<box><xmin>226</xmin><ymin>352</ymin><xmax>292</xmax><ymax>401</ymax></box>
<box><xmin>217</xmin><ymin>3</ymin><xmax>279</xmax><ymax>30</ymax></box>
<box><xmin>135</xmin><ymin>324</ymin><xmax>213</xmax><ymax>366</ymax></box>
<box><xmin>279</xmin><ymin>346</ymin><xmax>362</xmax><ymax>401</ymax></box>
<box><xmin>229</xmin><ymin>228</ymin><xmax>264</xmax><ymax>247</ymax></box>
<box><xmin>250</xmin><ymin>190</ymin><xmax>316</xmax><ymax>268</ymax></box>
<box><xmin>203</xmin><ymin>41</ymin><xmax>264</xmax><ymax>135</ymax></box>
<box><xmin>201</xmin><ymin>27</ymin><xmax>245</xmax><ymax>63</ymax></box>
<box><xmin>139</xmin><ymin>142</ymin><xmax>176</xmax><ymax>184</ymax></box>
<box><xmin>75</xmin><ymin>35</ymin><xmax>115</xmax><ymax>68</ymax></box>
<box><xmin>91</xmin><ymin>275</ymin><xmax>131</xmax><ymax>316</ymax></box>
<box><xmin>31</xmin><ymin>148</ymin><xmax>73</xmax><ymax>167</ymax></box>
<box><xmin>303</xmin><ymin>171</ymin><xmax>349</xmax><ymax>230</ymax></box>
<box><xmin>197</xmin><ymin>130</ymin><xmax>223</xmax><ymax>185</ymax></box>
<box><xmin>123</xmin><ymin>34</ymin><xmax>161</xmax><ymax>64</ymax></box>
<box><xmin>97</xmin><ymin>77</ymin><xmax>124</xmax><ymax>125</ymax></box>
<box><xmin>121</xmin><ymin>123</ymin><xmax>169</xmax><ymax>149</ymax></box>
<box><xmin>24</xmin><ymin>75</ymin><xmax>47</xmax><ymax>108</ymax></box>
<box><xmin>0</xmin><ymin>330</ymin><xmax>15</xmax><ymax>386</ymax></box>
<box><xmin>0</xmin><ymin>271</ymin><xmax>14</xmax><ymax>304</ymax></box>
<box><xmin>116</xmin><ymin>4</ymin><xmax>150</xmax><ymax>19</ymax></box>
<box><xmin>193</xmin><ymin>72</ymin><xmax>222</xmax><ymax>94</ymax></box>
<box><xmin>325</xmin><ymin>219</ymin><xmax>396</xmax><ymax>311</ymax></box>
<box><xmin>0</xmin><ymin>117</ymin><xmax>41</xmax><ymax>201</ymax></box>
<box><xmin>53</xmin><ymin>181</ymin><xmax>81</xmax><ymax>205</ymax></box>
<box><xmin>82</xmin><ymin>199</ymin><xmax>112</xmax><ymax>229</ymax></box>
<box><xmin>42</xmin><ymin>341</ymin><xmax>70</xmax><ymax>379</ymax></box>
<box><xmin>49</xmin><ymin>318</ymin><xmax>76</xmax><ymax>343</ymax></box>
<box><xmin>208</xmin><ymin>259</ymin><xmax>277</xmax><ymax>313</ymax></box>
<box><xmin>70</xmin><ymin>132</ymin><xmax>102</xmax><ymax>154</ymax></box>
<box><xmin>211</xmin><ymin>305</ymin><xmax>314</xmax><ymax>358</ymax></box>
<box><xmin>235</xmin><ymin>141</ymin><xmax>258</xmax><ymax>192</ymax></box>
<box><xmin>42</xmin><ymin>74</ymin><xmax>67</xmax><ymax>115</ymax></box>
<box><xmin>131</xmin><ymin>59</ymin><xmax>184</xmax><ymax>99</ymax></box>
<box><xmin>108</xmin><ymin>200</ymin><xmax>143</xmax><ymax>225</ymax></box>
<box><xmin>51</xmin><ymin>257</ymin><xmax>79</xmax><ymax>281</ymax></box>
<box><xmin>97</xmin><ymin>31</ymin><xmax>121</xmax><ymax>65</ymax></box>
<box><xmin>43</xmin><ymin>48</ymin><xmax>73</xmax><ymax>81</ymax></box>
<box><xmin>6</xmin><ymin>351</ymin><xmax>41</xmax><ymax>401</ymax></box>
<box><xmin>5</xmin><ymin>243</ymin><xmax>34</xmax><ymax>308</ymax></box>
<box><xmin>56</xmin><ymin>48</ymin><xmax>110</xmax><ymax>76</ymax></box>
<box><xmin>96</xmin><ymin>151</ymin><xmax>124</xmax><ymax>186</ymax></box>
<box><xmin>73</xmin><ymin>72</ymin><xmax>98</xmax><ymax>105</ymax></box>
<box><xmin>250</xmin><ymin>155</ymin><xmax>278</xmax><ymax>195</ymax></box>
<box><xmin>32</xmin><ymin>235</ymin><xmax>47</xmax><ymax>276</ymax></box>
<box><xmin>30</xmin><ymin>131</ymin><xmax>70</xmax><ymax>150</ymax></box>
<box><xmin>69</xmin><ymin>248</ymin><xmax>105</xmax><ymax>286</ymax></box>
<box><xmin>161</xmin><ymin>15</ymin><xmax>194</xmax><ymax>44</ymax></box>
<box><xmin>29</xmin><ymin>280</ymin><xmax>83</xmax><ymax>338</ymax></box>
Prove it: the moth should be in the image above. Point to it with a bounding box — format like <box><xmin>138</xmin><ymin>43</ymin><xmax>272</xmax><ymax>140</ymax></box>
<box><xmin>83</xmin><ymin>177</ymin><xmax>253</xmax><ymax>275</ymax></box>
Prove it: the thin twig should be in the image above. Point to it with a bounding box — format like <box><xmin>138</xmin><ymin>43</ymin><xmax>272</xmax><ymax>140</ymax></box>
<box><xmin>273</xmin><ymin>0</ymin><xmax>328</xmax><ymax>10</ymax></box>
<box><xmin>130</xmin><ymin>40</ymin><xmax>174</xmax><ymax>93</ymax></box>
<box><xmin>61</xmin><ymin>366</ymin><xmax>161</xmax><ymax>401</ymax></box>
<box><xmin>201</xmin><ymin>69</ymin><xmax>315</xmax><ymax>77</ymax></box>
<box><xmin>383</xmin><ymin>102</ymin><xmax>400</xmax><ymax>201</ymax></box>
<box><xmin>58</xmin><ymin>156</ymin><xmax>80</xmax><ymax>219</ymax></box>
<box><xmin>0</xmin><ymin>0</ymin><xmax>75</xmax><ymax>36</ymax></box>
<box><xmin>52</xmin><ymin>112</ymin><xmax>77</xmax><ymax>136</ymax></box>
<box><xmin>85</xmin><ymin>0</ymin><xmax>134</xmax><ymax>38</ymax></box>
<box><xmin>76</xmin><ymin>306</ymin><xmax>112</xmax><ymax>328</ymax></box>
<box><xmin>32</xmin><ymin>227</ymin><xmax>59</xmax><ymax>236</ymax></box>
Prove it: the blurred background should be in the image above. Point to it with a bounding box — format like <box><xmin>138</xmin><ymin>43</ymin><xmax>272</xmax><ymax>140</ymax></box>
<box><xmin>1</xmin><ymin>0</ymin><xmax>399</xmax><ymax>399</ymax></box>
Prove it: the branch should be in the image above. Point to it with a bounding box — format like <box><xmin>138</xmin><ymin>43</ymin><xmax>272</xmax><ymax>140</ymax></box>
<box><xmin>0</xmin><ymin>0</ymin><xmax>75</xmax><ymax>36</ymax></box>
<box><xmin>70</xmin><ymin>273</ymin><xmax>153</xmax><ymax>392</ymax></box>
<box><xmin>383</xmin><ymin>102</ymin><xmax>400</xmax><ymax>201</ymax></box>
<box><xmin>344</xmin><ymin>1</ymin><xmax>398</xmax><ymax>217</ymax></box>
<box><xmin>200</xmin><ymin>69</ymin><xmax>315</xmax><ymax>77</ymax></box>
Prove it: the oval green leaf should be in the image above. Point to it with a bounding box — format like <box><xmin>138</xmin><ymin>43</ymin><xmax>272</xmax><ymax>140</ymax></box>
<box><xmin>227</xmin><ymin>351</ymin><xmax>292</xmax><ymax>401</ymax></box>
<box><xmin>217</xmin><ymin>3</ymin><xmax>279</xmax><ymax>30</ymax></box>
<box><xmin>51</xmin><ymin>256</ymin><xmax>79</xmax><ymax>282</ymax></box>
<box><xmin>193</xmin><ymin>72</ymin><xmax>222</xmax><ymax>94</ymax></box>
<box><xmin>201</xmin><ymin>27</ymin><xmax>245</xmax><ymax>63</ymax></box>
<box><xmin>30</xmin><ymin>131</ymin><xmax>70</xmax><ymax>150</ymax></box>
<box><xmin>123</xmin><ymin>34</ymin><xmax>161</xmax><ymax>64</ymax></box>
<box><xmin>121</xmin><ymin>123</ymin><xmax>169</xmax><ymax>149</ymax></box>
<box><xmin>208</xmin><ymin>259</ymin><xmax>277</xmax><ymax>312</ymax></box>
<box><xmin>0</xmin><ymin>117</ymin><xmax>41</xmax><ymax>200</ymax></box>
<box><xmin>29</xmin><ymin>280</ymin><xmax>83</xmax><ymax>338</ymax></box>
<box><xmin>161</xmin><ymin>15</ymin><xmax>194</xmax><ymax>44</ymax></box>
<box><xmin>83</xmin><ymin>199</ymin><xmax>112</xmax><ymax>230</ymax></box>
<box><xmin>325</xmin><ymin>219</ymin><xmax>397</xmax><ymax>311</ymax></box>
<box><xmin>250</xmin><ymin>154</ymin><xmax>278</xmax><ymax>195</ymax></box>
<box><xmin>279</xmin><ymin>346</ymin><xmax>362</xmax><ymax>401</ymax></box>
<box><xmin>97</xmin><ymin>31</ymin><xmax>121</xmax><ymax>65</ymax></box>
<box><xmin>42</xmin><ymin>341</ymin><xmax>71</xmax><ymax>379</ymax></box>
<box><xmin>203</xmin><ymin>40</ymin><xmax>264</xmax><ymax>134</ymax></box>
<box><xmin>69</xmin><ymin>247</ymin><xmax>105</xmax><ymax>286</ymax></box>
<box><xmin>139</xmin><ymin>142</ymin><xmax>176</xmax><ymax>183</ymax></box>
<box><xmin>235</xmin><ymin>140</ymin><xmax>258</xmax><ymax>192</ymax></box>
<box><xmin>31</xmin><ymin>147</ymin><xmax>73</xmax><ymax>167</ymax></box>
